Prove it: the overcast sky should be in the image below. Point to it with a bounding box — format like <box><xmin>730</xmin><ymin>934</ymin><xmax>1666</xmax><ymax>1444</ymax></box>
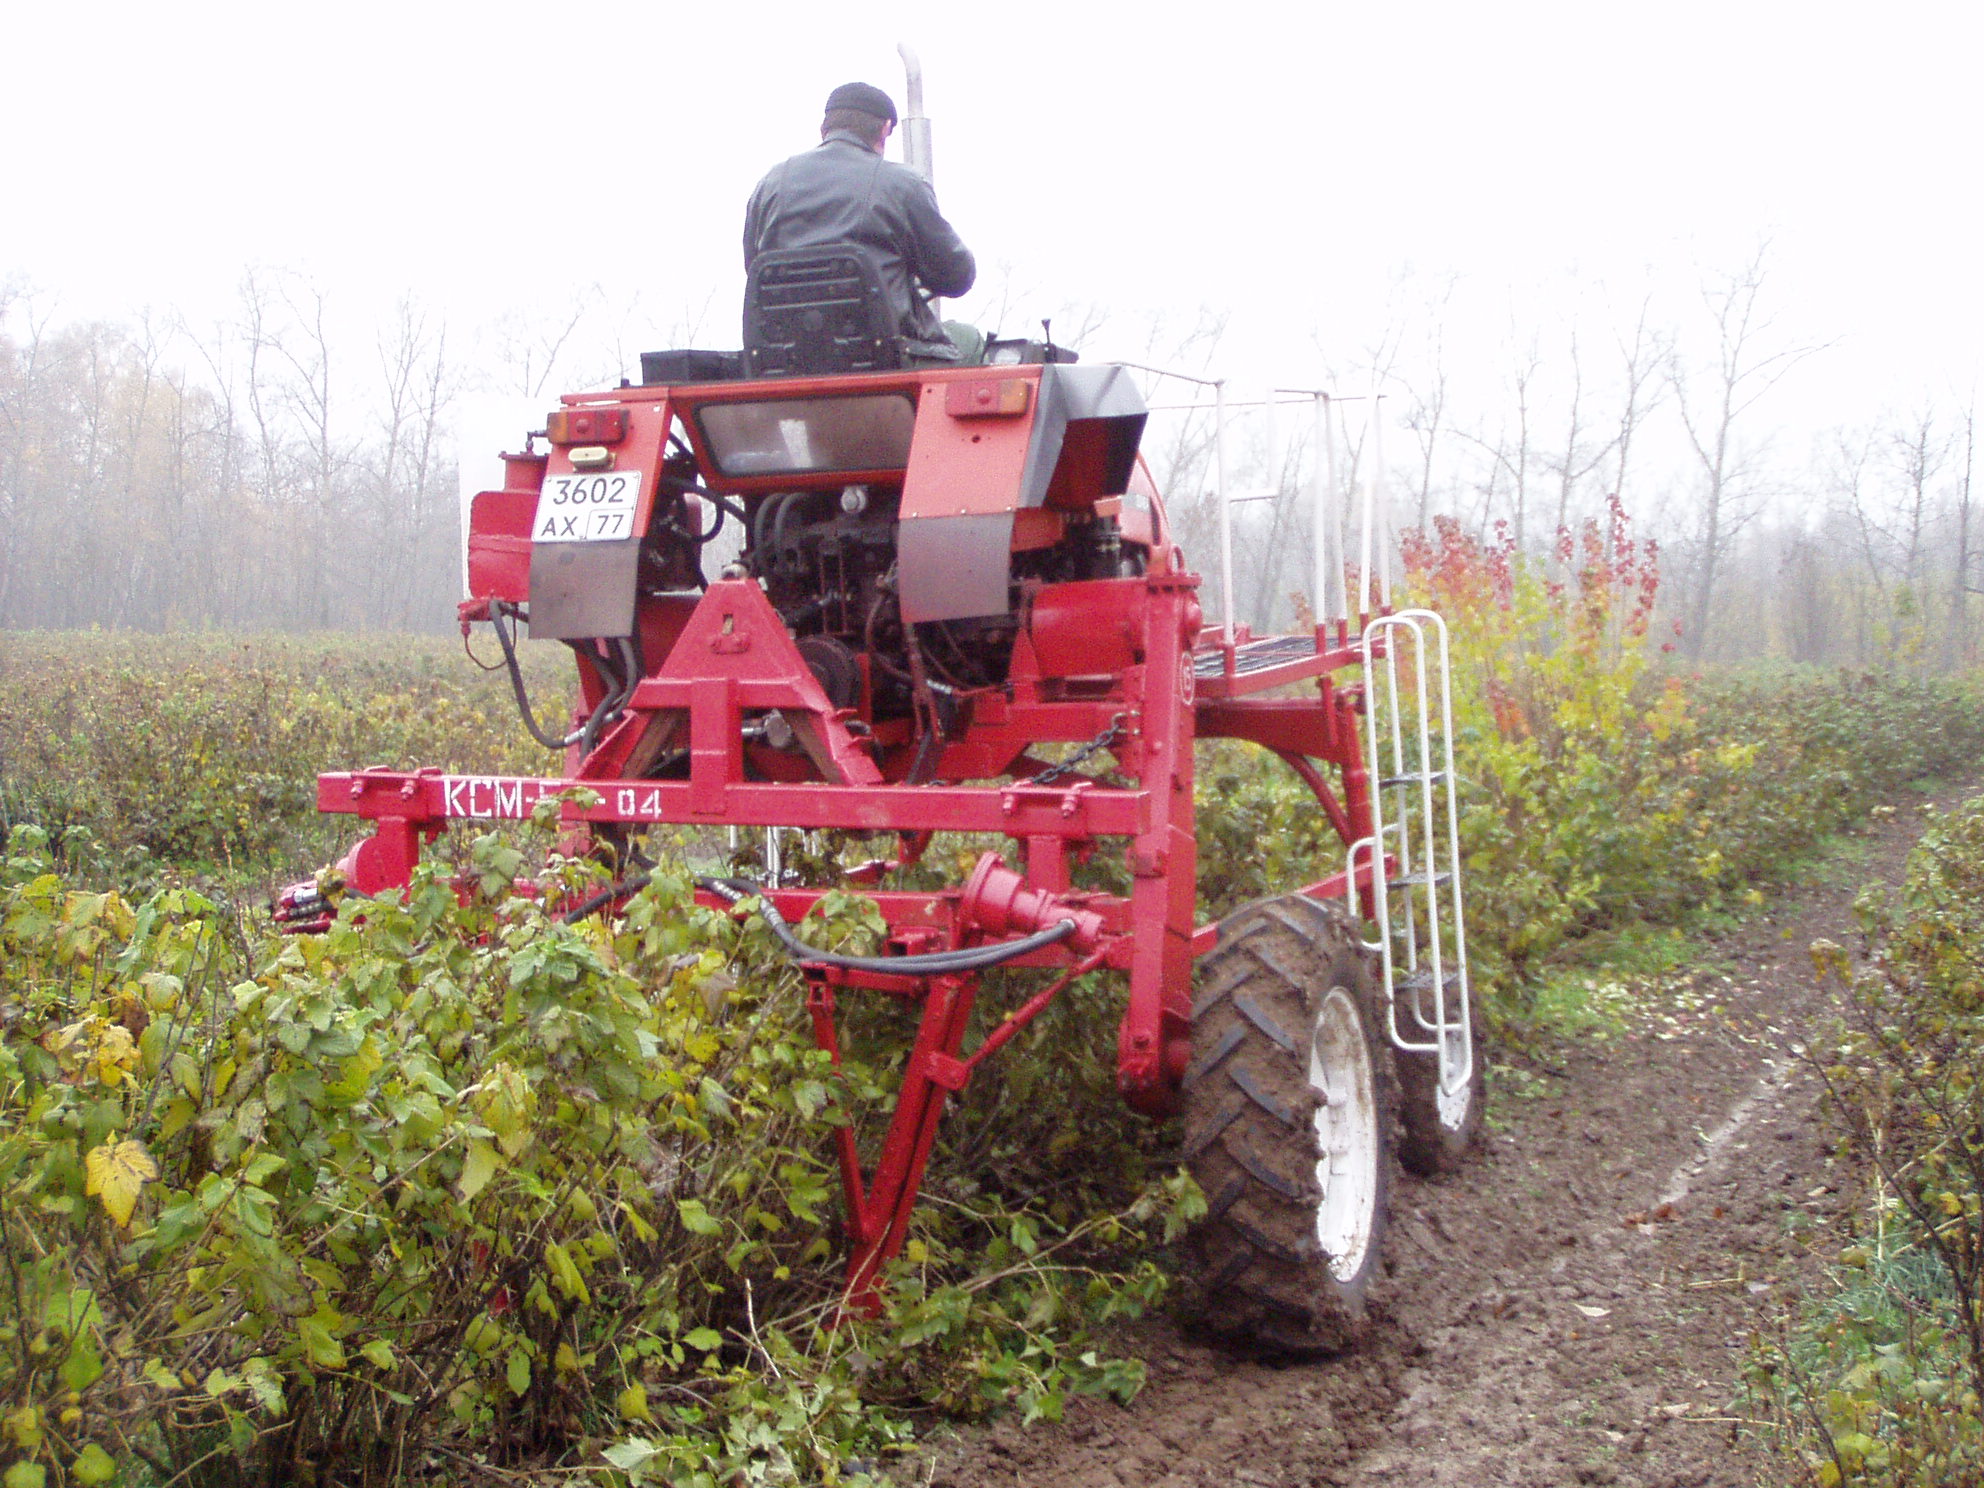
<box><xmin>6</xmin><ymin>0</ymin><xmax>1979</xmax><ymax>431</ymax></box>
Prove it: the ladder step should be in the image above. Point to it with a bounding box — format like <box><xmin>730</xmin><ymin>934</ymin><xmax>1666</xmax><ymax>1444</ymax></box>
<box><xmin>1387</xmin><ymin>871</ymin><xmax>1453</xmax><ymax>890</ymax></box>
<box><xmin>1397</xmin><ymin>970</ymin><xmax>1463</xmax><ymax>993</ymax></box>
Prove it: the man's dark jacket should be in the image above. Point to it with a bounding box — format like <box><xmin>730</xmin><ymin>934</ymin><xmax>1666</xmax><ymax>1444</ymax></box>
<box><xmin>743</xmin><ymin>131</ymin><xmax>975</xmax><ymax>357</ymax></box>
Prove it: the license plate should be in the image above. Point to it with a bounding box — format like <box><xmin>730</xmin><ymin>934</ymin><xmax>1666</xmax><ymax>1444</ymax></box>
<box><xmin>532</xmin><ymin>469</ymin><xmax>646</xmax><ymax>543</ymax></box>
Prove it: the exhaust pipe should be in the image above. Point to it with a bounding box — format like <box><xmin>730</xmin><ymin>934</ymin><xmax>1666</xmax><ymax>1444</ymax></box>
<box><xmin>897</xmin><ymin>42</ymin><xmax>934</xmax><ymax>184</ymax></box>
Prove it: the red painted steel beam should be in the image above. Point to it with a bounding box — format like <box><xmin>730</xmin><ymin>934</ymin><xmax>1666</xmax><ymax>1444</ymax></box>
<box><xmin>1195</xmin><ymin>697</ymin><xmax>1343</xmax><ymax>757</ymax></box>
<box><xmin>316</xmin><ymin>769</ymin><xmax>1151</xmax><ymax>838</ymax></box>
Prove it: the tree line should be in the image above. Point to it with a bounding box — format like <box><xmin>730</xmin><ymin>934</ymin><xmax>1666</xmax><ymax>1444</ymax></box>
<box><xmin>0</xmin><ymin>274</ymin><xmax>457</xmax><ymax>633</ymax></box>
<box><xmin>2</xmin><ymin>255</ymin><xmax>1978</xmax><ymax>670</ymax></box>
<box><xmin>1140</xmin><ymin>248</ymin><xmax>1979</xmax><ymax>670</ymax></box>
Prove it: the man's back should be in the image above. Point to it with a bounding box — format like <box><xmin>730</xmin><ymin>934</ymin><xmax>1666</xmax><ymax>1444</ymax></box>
<box><xmin>744</xmin><ymin>128</ymin><xmax>975</xmax><ymax>358</ymax></box>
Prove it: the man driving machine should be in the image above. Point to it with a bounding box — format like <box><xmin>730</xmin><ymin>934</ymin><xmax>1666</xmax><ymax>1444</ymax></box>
<box><xmin>743</xmin><ymin>81</ymin><xmax>981</xmax><ymax>365</ymax></box>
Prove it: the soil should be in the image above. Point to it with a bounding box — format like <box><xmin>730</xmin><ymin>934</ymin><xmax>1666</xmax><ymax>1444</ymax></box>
<box><xmin>915</xmin><ymin>782</ymin><xmax>1977</xmax><ymax>1488</ymax></box>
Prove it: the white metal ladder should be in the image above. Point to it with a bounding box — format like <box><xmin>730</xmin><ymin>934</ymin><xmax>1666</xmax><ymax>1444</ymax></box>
<box><xmin>1349</xmin><ymin>610</ymin><xmax>1474</xmax><ymax>1094</ymax></box>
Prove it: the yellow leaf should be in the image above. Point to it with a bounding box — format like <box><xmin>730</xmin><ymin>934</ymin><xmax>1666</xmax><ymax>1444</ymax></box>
<box><xmin>158</xmin><ymin>1097</ymin><xmax>198</xmax><ymax>1140</ymax></box>
<box><xmin>554</xmin><ymin>1343</ymin><xmax>579</xmax><ymax>1374</ymax></box>
<box><xmin>71</xmin><ymin>1443</ymin><xmax>116</xmax><ymax>1485</ymax></box>
<box><xmin>4</xmin><ymin>1403</ymin><xmax>44</xmax><ymax>1450</ymax></box>
<box><xmin>457</xmin><ymin>1140</ymin><xmax>500</xmax><ymax>1203</ymax></box>
<box><xmin>544</xmin><ymin>1242</ymin><xmax>590</xmax><ymax>1304</ymax></box>
<box><xmin>84</xmin><ymin>1139</ymin><xmax>158</xmax><ymax>1229</ymax></box>
<box><xmin>616</xmin><ymin>1382</ymin><xmax>653</xmax><ymax>1422</ymax></box>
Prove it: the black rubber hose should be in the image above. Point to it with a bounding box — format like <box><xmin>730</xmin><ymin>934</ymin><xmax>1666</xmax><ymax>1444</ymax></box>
<box><xmin>573</xmin><ymin>636</ymin><xmax>640</xmax><ymax>761</ymax></box>
<box><xmin>695</xmin><ymin>493</ymin><xmax>728</xmax><ymax>544</ymax></box>
<box><xmin>750</xmin><ymin>491</ymin><xmax>788</xmax><ymax>558</ymax></box>
<box><xmin>699</xmin><ymin>876</ymin><xmax>1076</xmax><ymax>975</ymax></box>
<box><xmin>658</xmin><ymin>477</ymin><xmax>743</xmax><ymax>544</ymax></box>
<box><xmin>771</xmin><ymin>491</ymin><xmax>812</xmax><ymax>553</ymax></box>
<box><xmin>494</xmin><ymin>604</ymin><xmax>583</xmax><ymax>751</ymax></box>
<box><xmin>556</xmin><ymin>873</ymin><xmax>653</xmax><ymax>924</ymax></box>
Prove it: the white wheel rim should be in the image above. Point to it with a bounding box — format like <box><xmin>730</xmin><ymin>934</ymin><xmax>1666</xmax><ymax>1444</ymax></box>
<box><xmin>1310</xmin><ymin>984</ymin><xmax>1379</xmax><ymax>1281</ymax></box>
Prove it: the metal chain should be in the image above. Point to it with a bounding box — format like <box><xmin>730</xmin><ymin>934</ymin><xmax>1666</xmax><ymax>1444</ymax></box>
<box><xmin>1032</xmin><ymin>712</ymin><xmax>1129</xmax><ymax>786</ymax></box>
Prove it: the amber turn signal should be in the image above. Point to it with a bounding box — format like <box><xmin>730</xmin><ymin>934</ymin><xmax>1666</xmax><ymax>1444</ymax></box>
<box><xmin>546</xmin><ymin>407</ymin><xmax>629</xmax><ymax>444</ymax></box>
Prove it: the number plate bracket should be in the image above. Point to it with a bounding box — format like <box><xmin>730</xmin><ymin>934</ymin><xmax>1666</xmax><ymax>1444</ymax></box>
<box><xmin>532</xmin><ymin>467</ymin><xmax>650</xmax><ymax>544</ymax></box>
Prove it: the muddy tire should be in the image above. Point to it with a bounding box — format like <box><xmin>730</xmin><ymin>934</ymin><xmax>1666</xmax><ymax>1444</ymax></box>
<box><xmin>1181</xmin><ymin>895</ymin><xmax>1392</xmax><ymax>1353</ymax></box>
<box><xmin>1393</xmin><ymin>982</ymin><xmax>1483</xmax><ymax>1177</ymax></box>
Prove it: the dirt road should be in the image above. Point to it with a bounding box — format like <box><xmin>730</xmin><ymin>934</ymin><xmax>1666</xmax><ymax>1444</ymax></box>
<box><xmin>923</xmin><ymin>787</ymin><xmax>1968</xmax><ymax>1488</ymax></box>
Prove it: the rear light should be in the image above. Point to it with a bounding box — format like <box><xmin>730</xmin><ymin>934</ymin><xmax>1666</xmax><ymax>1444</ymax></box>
<box><xmin>945</xmin><ymin>377</ymin><xmax>1032</xmax><ymax>418</ymax></box>
<box><xmin>546</xmin><ymin>407</ymin><xmax>629</xmax><ymax>444</ymax></box>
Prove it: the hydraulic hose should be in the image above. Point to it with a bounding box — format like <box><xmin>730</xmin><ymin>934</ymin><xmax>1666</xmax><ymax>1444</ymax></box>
<box><xmin>658</xmin><ymin>475</ymin><xmax>744</xmax><ymax>544</ymax></box>
<box><xmin>573</xmin><ymin>636</ymin><xmax>639</xmax><ymax>760</ymax></box>
<box><xmin>493</xmin><ymin>603</ymin><xmax>585</xmax><ymax>751</ymax></box>
<box><xmin>491</xmin><ymin>607</ymin><xmax>638</xmax><ymax>756</ymax></box>
<box><xmin>698</xmin><ymin>877</ymin><xmax>1076</xmax><ymax>975</ymax></box>
<box><xmin>556</xmin><ymin>873</ymin><xmax>653</xmax><ymax>924</ymax></box>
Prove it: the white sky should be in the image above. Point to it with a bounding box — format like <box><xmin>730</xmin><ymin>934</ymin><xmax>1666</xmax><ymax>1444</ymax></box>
<box><xmin>6</xmin><ymin>0</ymin><xmax>1980</xmax><ymax>434</ymax></box>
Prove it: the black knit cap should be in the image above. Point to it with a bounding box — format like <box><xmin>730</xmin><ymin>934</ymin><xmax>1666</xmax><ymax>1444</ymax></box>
<box><xmin>824</xmin><ymin>81</ymin><xmax>897</xmax><ymax>126</ymax></box>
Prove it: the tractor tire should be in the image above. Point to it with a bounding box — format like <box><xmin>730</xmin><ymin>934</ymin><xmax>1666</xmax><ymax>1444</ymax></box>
<box><xmin>1181</xmin><ymin>895</ymin><xmax>1392</xmax><ymax>1353</ymax></box>
<box><xmin>1393</xmin><ymin>984</ymin><xmax>1483</xmax><ymax>1177</ymax></box>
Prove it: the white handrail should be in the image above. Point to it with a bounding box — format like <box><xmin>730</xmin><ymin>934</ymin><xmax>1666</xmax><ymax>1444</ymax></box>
<box><xmin>1124</xmin><ymin>364</ymin><xmax>1391</xmax><ymax>643</ymax></box>
<box><xmin>1312</xmin><ymin>392</ymin><xmax>1332</xmax><ymax>630</ymax></box>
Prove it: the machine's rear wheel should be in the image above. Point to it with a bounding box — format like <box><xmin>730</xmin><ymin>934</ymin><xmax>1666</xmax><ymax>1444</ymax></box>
<box><xmin>1181</xmin><ymin>896</ymin><xmax>1391</xmax><ymax>1353</ymax></box>
<box><xmin>1393</xmin><ymin>984</ymin><xmax>1483</xmax><ymax>1177</ymax></box>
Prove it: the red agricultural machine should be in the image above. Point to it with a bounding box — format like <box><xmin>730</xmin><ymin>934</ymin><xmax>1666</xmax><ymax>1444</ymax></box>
<box><xmin>279</xmin><ymin>297</ymin><xmax>1478</xmax><ymax>1348</ymax></box>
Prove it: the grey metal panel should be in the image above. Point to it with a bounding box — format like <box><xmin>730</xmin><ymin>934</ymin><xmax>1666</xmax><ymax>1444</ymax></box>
<box><xmin>527</xmin><ymin>538</ymin><xmax>641</xmax><ymax>639</ymax></box>
<box><xmin>1054</xmin><ymin>362</ymin><xmax>1149</xmax><ymax>422</ymax></box>
<box><xmin>1016</xmin><ymin>363</ymin><xmax>1150</xmax><ymax>508</ymax></box>
<box><xmin>899</xmin><ymin>513</ymin><xmax>1014</xmax><ymax>622</ymax></box>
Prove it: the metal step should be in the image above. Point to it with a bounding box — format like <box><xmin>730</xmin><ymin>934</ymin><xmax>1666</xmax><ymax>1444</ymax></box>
<box><xmin>1398</xmin><ymin>969</ymin><xmax>1462</xmax><ymax>993</ymax></box>
<box><xmin>1191</xmin><ymin>633</ymin><xmax>1317</xmax><ymax>679</ymax></box>
<box><xmin>1387</xmin><ymin>871</ymin><xmax>1453</xmax><ymax>890</ymax></box>
<box><xmin>1378</xmin><ymin>770</ymin><xmax>1450</xmax><ymax>789</ymax></box>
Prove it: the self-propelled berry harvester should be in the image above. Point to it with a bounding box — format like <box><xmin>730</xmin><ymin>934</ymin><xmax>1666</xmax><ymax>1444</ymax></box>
<box><xmin>278</xmin><ymin>266</ymin><xmax>1480</xmax><ymax>1349</ymax></box>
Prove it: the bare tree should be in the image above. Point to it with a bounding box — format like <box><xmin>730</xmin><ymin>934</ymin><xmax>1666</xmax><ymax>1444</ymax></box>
<box><xmin>1456</xmin><ymin>331</ymin><xmax>1542</xmax><ymax>544</ymax></box>
<box><xmin>1827</xmin><ymin>426</ymin><xmax>1888</xmax><ymax>656</ymax></box>
<box><xmin>1952</xmin><ymin>399</ymin><xmax>1977</xmax><ymax>666</ymax></box>
<box><xmin>1608</xmin><ymin>291</ymin><xmax>1668</xmax><ymax>511</ymax></box>
<box><xmin>1542</xmin><ymin>330</ymin><xmax>1623</xmax><ymax>538</ymax></box>
<box><xmin>369</xmin><ymin>297</ymin><xmax>456</xmax><ymax>627</ymax></box>
<box><xmin>1885</xmin><ymin>405</ymin><xmax>1947</xmax><ymax>590</ymax></box>
<box><xmin>484</xmin><ymin>293</ymin><xmax>597</xmax><ymax>400</ymax></box>
<box><xmin>1668</xmin><ymin>246</ymin><xmax>1823</xmax><ymax>658</ymax></box>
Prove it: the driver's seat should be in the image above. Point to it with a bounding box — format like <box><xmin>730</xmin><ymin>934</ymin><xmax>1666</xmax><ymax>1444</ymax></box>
<box><xmin>743</xmin><ymin>246</ymin><xmax>903</xmax><ymax>377</ymax></box>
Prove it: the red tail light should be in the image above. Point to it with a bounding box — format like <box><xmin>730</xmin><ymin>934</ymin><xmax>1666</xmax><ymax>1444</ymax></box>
<box><xmin>546</xmin><ymin>407</ymin><xmax>629</xmax><ymax>445</ymax></box>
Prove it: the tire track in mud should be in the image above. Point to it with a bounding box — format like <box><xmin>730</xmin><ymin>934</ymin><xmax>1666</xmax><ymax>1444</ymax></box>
<box><xmin>926</xmin><ymin>786</ymin><xmax>1973</xmax><ymax>1488</ymax></box>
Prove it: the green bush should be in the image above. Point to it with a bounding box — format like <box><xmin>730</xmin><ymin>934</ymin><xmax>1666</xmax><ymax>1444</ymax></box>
<box><xmin>1398</xmin><ymin>509</ymin><xmax>1984</xmax><ymax>1030</ymax></box>
<box><xmin>1756</xmin><ymin>797</ymin><xmax>1984</xmax><ymax>1485</ymax></box>
<box><xmin>0</xmin><ymin>825</ymin><xmax>1183</xmax><ymax>1487</ymax></box>
<box><xmin>0</xmin><ymin>632</ymin><xmax>563</xmax><ymax>874</ymax></box>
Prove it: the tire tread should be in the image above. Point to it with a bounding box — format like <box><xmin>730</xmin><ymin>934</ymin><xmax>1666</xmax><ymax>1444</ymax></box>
<box><xmin>1180</xmin><ymin>896</ymin><xmax>1394</xmax><ymax>1355</ymax></box>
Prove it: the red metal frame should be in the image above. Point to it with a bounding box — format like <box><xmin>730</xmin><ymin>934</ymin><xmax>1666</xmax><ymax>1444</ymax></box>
<box><xmin>304</xmin><ymin>360</ymin><xmax>1393</xmax><ymax>1305</ymax></box>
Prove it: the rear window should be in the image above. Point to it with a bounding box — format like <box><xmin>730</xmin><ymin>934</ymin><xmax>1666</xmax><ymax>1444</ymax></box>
<box><xmin>697</xmin><ymin>394</ymin><xmax>916</xmax><ymax>476</ymax></box>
